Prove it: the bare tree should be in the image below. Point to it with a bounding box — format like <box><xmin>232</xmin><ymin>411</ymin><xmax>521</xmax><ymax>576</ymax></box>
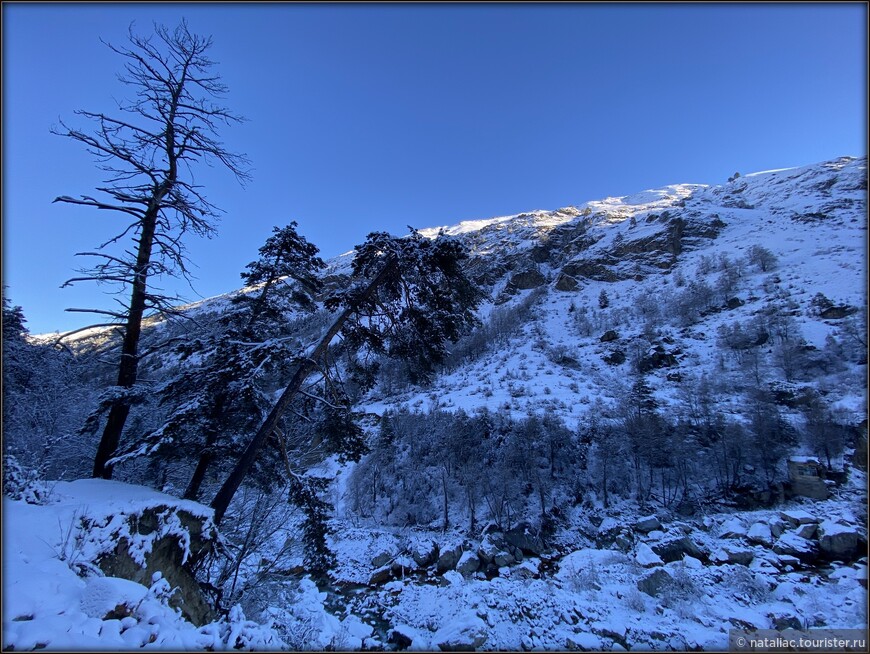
<box><xmin>53</xmin><ymin>21</ymin><xmax>250</xmax><ymax>479</ymax></box>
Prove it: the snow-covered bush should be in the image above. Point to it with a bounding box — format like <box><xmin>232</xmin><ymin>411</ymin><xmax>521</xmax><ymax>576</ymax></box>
<box><xmin>724</xmin><ymin>565</ymin><xmax>771</xmax><ymax>603</ymax></box>
<box><xmin>660</xmin><ymin>564</ymin><xmax>702</xmax><ymax>609</ymax></box>
<box><xmin>3</xmin><ymin>454</ymin><xmax>51</xmax><ymax>504</ymax></box>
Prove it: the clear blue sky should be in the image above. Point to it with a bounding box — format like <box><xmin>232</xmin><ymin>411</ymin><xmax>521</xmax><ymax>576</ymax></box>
<box><xmin>3</xmin><ymin>2</ymin><xmax>867</xmax><ymax>334</ymax></box>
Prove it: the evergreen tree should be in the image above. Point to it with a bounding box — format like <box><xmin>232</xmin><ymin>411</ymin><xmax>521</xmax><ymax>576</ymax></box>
<box><xmin>114</xmin><ymin>223</ymin><xmax>325</xmax><ymax>499</ymax></box>
<box><xmin>211</xmin><ymin>228</ymin><xmax>483</xmax><ymax>524</ymax></box>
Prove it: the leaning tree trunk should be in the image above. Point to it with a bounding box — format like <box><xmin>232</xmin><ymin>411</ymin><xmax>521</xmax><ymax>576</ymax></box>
<box><xmin>92</xmin><ymin>205</ymin><xmax>160</xmax><ymax>479</ymax></box>
<box><xmin>210</xmin><ymin>256</ymin><xmax>397</xmax><ymax>524</ymax></box>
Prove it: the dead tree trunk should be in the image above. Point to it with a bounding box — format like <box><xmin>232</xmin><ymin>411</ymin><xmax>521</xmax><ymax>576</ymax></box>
<box><xmin>92</xmin><ymin>201</ymin><xmax>161</xmax><ymax>478</ymax></box>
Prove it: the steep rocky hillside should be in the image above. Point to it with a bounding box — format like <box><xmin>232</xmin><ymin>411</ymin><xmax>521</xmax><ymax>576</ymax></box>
<box><xmin>7</xmin><ymin>155</ymin><xmax>866</xmax><ymax>651</ymax></box>
<box><xmin>361</xmin><ymin>156</ymin><xmax>865</xmax><ymax>423</ymax></box>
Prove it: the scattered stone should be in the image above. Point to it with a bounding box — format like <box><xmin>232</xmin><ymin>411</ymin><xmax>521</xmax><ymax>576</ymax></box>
<box><xmin>637</xmin><ymin>568</ymin><xmax>673</xmax><ymax>597</ymax></box>
<box><xmin>634</xmin><ymin>515</ymin><xmax>662</xmax><ymax>533</ymax></box>
<box><xmin>646</xmin><ymin>530</ymin><xmax>666</xmax><ymax>541</ymax></box>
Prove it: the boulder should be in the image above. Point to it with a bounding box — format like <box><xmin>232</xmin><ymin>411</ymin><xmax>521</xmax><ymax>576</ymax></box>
<box><xmin>409</xmin><ymin>539</ymin><xmax>439</xmax><ymax>568</ymax></box>
<box><xmin>371</xmin><ymin>551</ymin><xmax>393</xmax><ymax>568</ymax></box>
<box><xmin>600</xmin><ymin>330</ymin><xmax>619</xmax><ymax>343</ymax></box>
<box><xmin>820</xmin><ymin>305</ymin><xmax>857</xmax><ymax>320</ymax></box>
<box><xmin>634</xmin><ymin>515</ymin><xmax>662</xmax><ymax>533</ymax></box>
<box><xmin>770</xmin><ymin>614</ymin><xmax>803</xmax><ymax>631</ymax></box>
<box><xmin>368</xmin><ymin>565</ymin><xmax>393</xmax><ymax>586</ymax></box>
<box><xmin>433</xmin><ymin>614</ymin><xmax>488</xmax><ymax>651</ymax></box>
<box><xmin>747</xmin><ymin>522</ymin><xmax>773</xmax><ymax>547</ymax></box>
<box><xmin>768</xmin><ymin>519</ymin><xmax>787</xmax><ymax>539</ymax></box>
<box><xmin>493</xmin><ymin>550</ymin><xmax>515</xmax><ymax>567</ymax></box>
<box><xmin>711</xmin><ymin>545</ymin><xmax>755</xmax><ymax>566</ymax></box>
<box><xmin>95</xmin><ymin>505</ymin><xmax>217</xmax><ymax>627</ymax></box>
<box><xmin>779</xmin><ymin>510</ymin><xmax>818</xmax><ymax>527</ymax></box>
<box><xmin>555</xmin><ymin>273</ymin><xmax>579</xmax><ymax>292</ymax></box>
<box><xmin>614</xmin><ymin>533</ymin><xmax>634</xmax><ymax>553</ymax></box>
<box><xmin>437</xmin><ymin>543</ymin><xmax>465</xmax><ymax>573</ymax></box>
<box><xmin>772</xmin><ymin>533</ymin><xmax>818</xmax><ymax>564</ymax></box>
<box><xmin>652</xmin><ymin>536</ymin><xmax>705</xmax><ymax>563</ymax></box>
<box><xmin>477</xmin><ymin>534</ymin><xmax>502</xmax><ymax>565</ymax></box>
<box><xmin>505</xmin><ymin>522</ymin><xmax>543</xmax><ymax>556</ymax></box>
<box><xmin>637</xmin><ymin>568</ymin><xmax>673</xmax><ymax>597</ymax></box>
<box><xmin>719</xmin><ymin>517</ymin><xmax>747</xmax><ymax>539</ymax></box>
<box><xmin>818</xmin><ymin>521</ymin><xmax>863</xmax><ymax>560</ymax></box>
<box><xmin>796</xmin><ymin>523</ymin><xmax>818</xmax><ymax>540</ymax></box>
<box><xmin>635</xmin><ymin>543</ymin><xmax>664</xmax><ymax>567</ymax></box>
<box><xmin>390</xmin><ymin>556</ymin><xmax>416</xmax><ymax>578</ymax></box>
<box><xmin>512</xmin><ymin>560</ymin><xmax>539</xmax><ymax>580</ymax></box>
<box><xmin>456</xmin><ymin>551</ymin><xmax>480</xmax><ymax>576</ymax></box>
<box><xmin>388</xmin><ymin>625</ymin><xmax>416</xmax><ymax>650</ymax></box>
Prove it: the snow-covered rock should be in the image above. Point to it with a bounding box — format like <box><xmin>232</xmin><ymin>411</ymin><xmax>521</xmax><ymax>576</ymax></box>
<box><xmin>635</xmin><ymin>543</ymin><xmax>664</xmax><ymax>567</ymax></box>
<box><xmin>637</xmin><ymin>568</ymin><xmax>673</xmax><ymax>596</ymax></box>
<box><xmin>634</xmin><ymin>515</ymin><xmax>662</xmax><ymax>533</ymax></box>
<box><xmin>818</xmin><ymin>521</ymin><xmax>863</xmax><ymax>560</ymax></box>
<box><xmin>779</xmin><ymin>510</ymin><xmax>819</xmax><ymax>527</ymax></box>
<box><xmin>747</xmin><ymin>522</ymin><xmax>774</xmax><ymax>547</ymax></box>
<box><xmin>456</xmin><ymin>550</ymin><xmax>480</xmax><ymax>575</ymax></box>
<box><xmin>437</xmin><ymin>543</ymin><xmax>464</xmax><ymax>573</ymax></box>
<box><xmin>772</xmin><ymin>532</ymin><xmax>818</xmax><ymax>562</ymax></box>
<box><xmin>432</xmin><ymin>613</ymin><xmax>488</xmax><ymax>651</ymax></box>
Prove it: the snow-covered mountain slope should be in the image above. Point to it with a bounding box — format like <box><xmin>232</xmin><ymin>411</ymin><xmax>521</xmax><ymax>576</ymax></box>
<box><xmin>9</xmin><ymin>155</ymin><xmax>867</xmax><ymax>652</ymax></box>
<box><xmin>361</xmin><ymin>155</ymin><xmax>866</xmax><ymax>427</ymax></box>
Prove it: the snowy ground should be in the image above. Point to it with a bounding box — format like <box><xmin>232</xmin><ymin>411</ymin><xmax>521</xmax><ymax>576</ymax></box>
<box><xmin>3</xmin><ymin>471</ymin><xmax>866</xmax><ymax>651</ymax></box>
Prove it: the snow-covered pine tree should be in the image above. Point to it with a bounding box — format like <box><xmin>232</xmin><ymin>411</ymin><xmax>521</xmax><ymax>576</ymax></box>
<box><xmin>112</xmin><ymin>223</ymin><xmax>325</xmax><ymax>500</ymax></box>
<box><xmin>210</xmin><ymin>228</ymin><xmax>484</xmax><ymax>524</ymax></box>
